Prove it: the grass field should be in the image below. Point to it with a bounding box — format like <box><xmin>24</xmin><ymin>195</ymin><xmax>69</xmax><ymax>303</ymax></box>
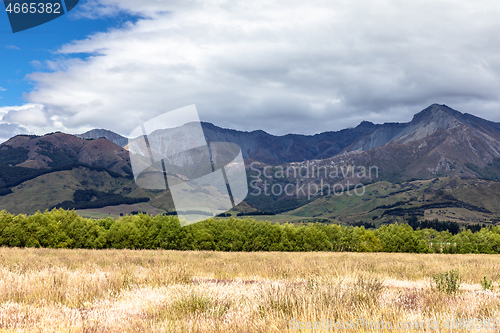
<box><xmin>0</xmin><ymin>249</ymin><xmax>499</xmax><ymax>332</ymax></box>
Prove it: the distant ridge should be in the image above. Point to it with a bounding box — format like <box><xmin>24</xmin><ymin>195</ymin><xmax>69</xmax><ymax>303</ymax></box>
<box><xmin>0</xmin><ymin>132</ymin><xmax>131</xmax><ymax>176</ymax></box>
<box><xmin>1</xmin><ymin>103</ymin><xmax>500</xmax><ymax>221</ymax></box>
<box><xmin>61</xmin><ymin>104</ymin><xmax>500</xmax><ymax>179</ymax></box>
<box><xmin>77</xmin><ymin>129</ymin><xmax>128</xmax><ymax>147</ymax></box>
<box><xmin>122</xmin><ymin>104</ymin><xmax>500</xmax><ymax>167</ymax></box>
<box><xmin>73</xmin><ymin>104</ymin><xmax>500</xmax><ymax>168</ymax></box>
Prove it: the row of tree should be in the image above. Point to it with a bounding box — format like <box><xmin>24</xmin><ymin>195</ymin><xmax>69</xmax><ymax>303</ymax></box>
<box><xmin>54</xmin><ymin>189</ymin><xmax>150</xmax><ymax>210</ymax></box>
<box><xmin>0</xmin><ymin>209</ymin><xmax>500</xmax><ymax>253</ymax></box>
<box><xmin>407</xmin><ymin>216</ymin><xmax>460</xmax><ymax>234</ymax></box>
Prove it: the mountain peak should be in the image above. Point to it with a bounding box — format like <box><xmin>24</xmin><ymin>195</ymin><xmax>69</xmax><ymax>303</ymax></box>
<box><xmin>411</xmin><ymin>104</ymin><xmax>463</xmax><ymax>124</ymax></box>
<box><xmin>77</xmin><ymin>129</ymin><xmax>128</xmax><ymax>147</ymax></box>
<box><xmin>388</xmin><ymin>104</ymin><xmax>466</xmax><ymax>144</ymax></box>
<box><xmin>356</xmin><ymin>120</ymin><xmax>375</xmax><ymax>129</ymax></box>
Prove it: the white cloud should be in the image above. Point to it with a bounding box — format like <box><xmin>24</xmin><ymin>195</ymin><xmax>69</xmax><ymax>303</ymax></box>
<box><xmin>0</xmin><ymin>123</ymin><xmax>28</xmax><ymax>143</ymax></box>
<box><xmin>18</xmin><ymin>0</ymin><xmax>500</xmax><ymax>135</ymax></box>
<box><xmin>0</xmin><ymin>104</ymin><xmax>69</xmax><ymax>136</ymax></box>
<box><xmin>2</xmin><ymin>105</ymin><xmax>49</xmax><ymax>127</ymax></box>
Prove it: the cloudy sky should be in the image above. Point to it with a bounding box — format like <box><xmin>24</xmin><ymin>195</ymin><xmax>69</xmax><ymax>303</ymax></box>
<box><xmin>1</xmin><ymin>0</ymin><xmax>500</xmax><ymax>139</ymax></box>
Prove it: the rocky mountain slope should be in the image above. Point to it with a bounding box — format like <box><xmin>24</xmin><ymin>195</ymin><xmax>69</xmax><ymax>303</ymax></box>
<box><xmin>2</xmin><ymin>103</ymin><xmax>500</xmax><ymax>221</ymax></box>
<box><xmin>110</xmin><ymin>104</ymin><xmax>500</xmax><ymax>177</ymax></box>
<box><xmin>77</xmin><ymin>129</ymin><xmax>128</xmax><ymax>147</ymax></box>
<box><xmin>0</xmin><ymin>132</ymin><xmax>132</xmax><ymax>177</ymax></box>
<box><xmin>325</xmin><ymin>104</ymin><xmax>500</xmax><ymax>180</ymax></box>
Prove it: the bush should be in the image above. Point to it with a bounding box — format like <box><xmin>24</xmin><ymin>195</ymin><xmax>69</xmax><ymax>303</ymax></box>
<box><xmin>480</xmin><ymin>276</ymin><xmax>493</xmax><ymax>291</ymax></box>
<box><xmin>432</xmin><ymin>269</ymin><xmax>461</xmax><ymax>294</ymax></box>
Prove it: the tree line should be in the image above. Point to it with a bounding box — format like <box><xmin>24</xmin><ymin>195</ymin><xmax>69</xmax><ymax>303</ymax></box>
<box><xmin>0</xmin><ymin>209</ymin><xmax>499</xmax><ymax>253</ymax></box>
<box><xmin>53</xmin><ymin>189</ymin><xmax>150</xmax><ymax>210</ymax></box>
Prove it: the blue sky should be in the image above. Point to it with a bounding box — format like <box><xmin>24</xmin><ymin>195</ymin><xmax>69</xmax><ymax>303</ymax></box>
<box><xmin>0</xmin><ymin>1</ymin><xmax>140</xmax><ymax>106</ymax></box>
<box><xmin>1</xmin><ymin>0</ymin><xmax>500</xmax><ymax>140</ymax></box>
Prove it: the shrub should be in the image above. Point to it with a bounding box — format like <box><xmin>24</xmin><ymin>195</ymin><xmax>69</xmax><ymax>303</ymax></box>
<box><xmin>480</xmin><ymin>276</ymin><xmax>493</xmax><ymax>291</ymax></box>
<box><xmin>432</xmin><ymin>269</ymin><xmax>461</xmax><ymax>294</ymax></box>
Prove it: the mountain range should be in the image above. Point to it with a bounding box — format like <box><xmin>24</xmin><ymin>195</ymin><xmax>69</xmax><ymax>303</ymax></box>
<box><xmin>1</xmin><ymin>104</ymin><xmax>500</xmax><ymax>227</ymax></box>
<box><xmin>202</xmin><ymin>104</ymin><xmax>500</xmax><ymax>179</ymax></box>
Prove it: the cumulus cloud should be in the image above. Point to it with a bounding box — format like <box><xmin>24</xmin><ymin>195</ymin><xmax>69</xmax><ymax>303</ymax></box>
<box><xmin>2</xmin><ymin>104</ymin><xmax>50</xmax><ymax>126</ymax></box>
<box><xmin>0</xmin><ymin>123</ymin><xmax>28</xmax><ymax>143</ymax></box>
<box><xmin>17</xmin><ymin>0</ymin><xmax>500</xmax><ymax>135</ymax></box>
<box><xmin>0</xmin><ymin>104</ymin><xmax>70</xmax><ymax>138</ymax></box>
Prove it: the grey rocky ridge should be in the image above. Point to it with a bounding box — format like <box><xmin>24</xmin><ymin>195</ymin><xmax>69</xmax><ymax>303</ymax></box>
<box><xmin>1</xmin><ymin>104</ymin><xmax>500</xmax><ymax>226</ymax></box>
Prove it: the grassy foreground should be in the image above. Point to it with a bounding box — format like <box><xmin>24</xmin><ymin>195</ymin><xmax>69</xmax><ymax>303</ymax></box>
<box><xmin>0</xmin><ymin>249</ymin><xmax>499</xmax><ymax>332</ymax></box>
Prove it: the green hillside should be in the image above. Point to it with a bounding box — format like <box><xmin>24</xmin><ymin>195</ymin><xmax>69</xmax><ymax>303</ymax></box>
<box><xmin>0</xmin><ymin>167</ymin><xmax>140</xmax><ymax>214</ymax></box>
<box><xmin>287</xmin><ymin>177</ymin><xmax>500</xmax><ymax>226</ymax></box>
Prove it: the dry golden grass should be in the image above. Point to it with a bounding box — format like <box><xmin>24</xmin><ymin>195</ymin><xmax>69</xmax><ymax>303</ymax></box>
<box><xmin>0</xmin><ymin>249</ymin><xmax>499</xmax><ymax>332</ymax></box>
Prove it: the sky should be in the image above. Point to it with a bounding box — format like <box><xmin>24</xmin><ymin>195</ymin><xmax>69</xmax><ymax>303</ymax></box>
<box><xmin>1</xmin><ymin>0</ymin><xmax>500</xmax><ymax>140</ymax></box>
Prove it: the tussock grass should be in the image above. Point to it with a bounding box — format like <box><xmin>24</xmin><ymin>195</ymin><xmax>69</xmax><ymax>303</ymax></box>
<box><xmin>0</xmin><ymin>248</ymin><xmax>499</xmax><ymax>331</ymax></box>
